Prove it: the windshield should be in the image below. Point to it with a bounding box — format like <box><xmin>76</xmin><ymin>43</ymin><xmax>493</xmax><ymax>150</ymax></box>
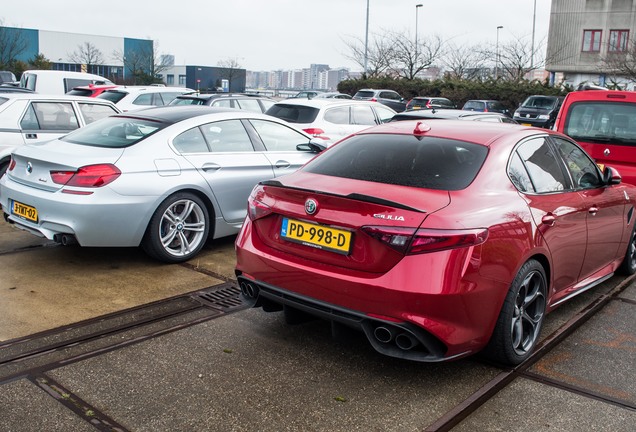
<box><xmin>564</xmin><ymin>101</ymin><xmax>636</xmax><ymax>145</ymax></box>
<box><xmin>97</xmin><ymin>91</ymin><xmax>128</xmax><ymax>104</ymax></box>
<box><xmin>521</xmin><ymin>96</ymin><xmax>557</xmax><ymax>110</ymax></box>
<box><xmin>169</xmin><ymin>98</ymin><xmax>205</xmax><ymax>106</ymax></box>
<box><xmin>61</xmin><ymin>116</ymin><xmax>167</xmax><ymax>148</ymax></box>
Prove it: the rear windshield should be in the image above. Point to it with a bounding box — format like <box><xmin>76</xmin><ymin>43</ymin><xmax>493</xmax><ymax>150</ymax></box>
<box><xmin>266</xmin><ymin>104</ymin><xmax>319</xmax><ymax>123</ymax></box>
<box><xmin>61</xmin><ymin>116</ymin><xmax>167</xmax><ymax>148</ymax></box>
<box><xmin>521</xmin><ymin>96</ymin><xmax>558</xmax><ymax>109</ymax></box>
<box><xmin>463</xmin><ymin>101</ymin><xmax>484</xmax><ymax>110</ymax></box>
<box><xmin>66</xmin><ymin>89</ymin><xmax>93</xmax><ymax>97</ymax></box>
<box><xmin>564</xmin><ymin>101</ymin><xmax>636</xmax><ymax>145</ymax></box>
<box><xmin>303</xmin><ymin>134</ymin><xmax>488</xmax><ymax>190</ymax></box>
<box><xmin>169</xmin><ymin>98</ymin><xmax>206</xmax><ymax>106</ymax></box>
<box><xmin>97</xmin><ymin>91</ymin><xmax>128</xmax><ymax>104</ymax></box>
<box><xmin>354</xmin><ymin>91</ymin><xmax>375</xmax><ymax>98</ymax></box>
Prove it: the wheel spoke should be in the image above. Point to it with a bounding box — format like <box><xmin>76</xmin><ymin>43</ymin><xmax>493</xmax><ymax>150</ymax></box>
<box><xmin>161</xmin><ymin>227</ymin><xmax>178</xmax><ymax>247</ymax></box>
<box><xmin>182</xmin><ymin>221</ymin><xmax>206</xmax><ymax>232</ymax></box>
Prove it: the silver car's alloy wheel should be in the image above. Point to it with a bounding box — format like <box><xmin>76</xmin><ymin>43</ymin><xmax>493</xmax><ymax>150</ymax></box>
<box><xmin>159</xmin><ymin>199</ymin><xmax>206</xmax><ymax>257</ymax></box>
<box><xmin>142</xmin><ymin>192</ymin><xmax>210</xmax><ymax>263</ymax></box>
<box><xmin>510</xmin><ymin>270</ymin><xmax>545</xmax><ymax>356</ymax></box>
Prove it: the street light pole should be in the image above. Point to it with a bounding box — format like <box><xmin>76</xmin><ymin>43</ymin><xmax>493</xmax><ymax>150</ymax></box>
<box><xmin>496</xmin><ymin>25</ymin><xmax>503</xmax><ymax>79</ymax></box>
<box><xmin>415</xmin><ymin>4</ymin><xmax>423</xmax><ymax>53</ymax></box>
<box><xmin>364</xmin><ymin>0</ymin><xmax>370</xmax><ymax>77</ymax></box>
<box><xmin>530</xmin><ymin>0</ymin><xmax>537</xmax><ymax>69</ymax></box>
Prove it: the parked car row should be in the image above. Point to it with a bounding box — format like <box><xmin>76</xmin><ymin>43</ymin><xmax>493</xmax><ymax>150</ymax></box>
<box><xmin>2</xmin><ymin>70</ymin><xmax>636</xmax><ymax>368</ymax></box>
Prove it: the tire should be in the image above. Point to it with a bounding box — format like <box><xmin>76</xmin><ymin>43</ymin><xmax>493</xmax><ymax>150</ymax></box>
<box><xmin>483</xmin><ymin>259</ymin><xmax>547</xmax><ymax>365</ymax></box>
<box><xmin>0</xmin><ymin>160</ymin><xmax>8</xmax><ymax>178</ymax></box>
<box><xmin>142</xmin><ymin>192</ymin><xmax>209</xmax><ymax>263</ymax></box>
<box><xmin>618</xmin><ymin>224</ymin><xmax>636</xmax><ymax>275</ymax></box>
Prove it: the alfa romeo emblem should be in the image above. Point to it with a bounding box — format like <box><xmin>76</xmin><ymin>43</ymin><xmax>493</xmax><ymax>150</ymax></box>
<box><xmin>305</xmin><ymin>199</ymin><xmax>317</xmax><ymax>215</ymax></box>
<box><xmin>26</xmin><ymin>162</ymin><xmax>33</xmax><ymax>174</ymax></box>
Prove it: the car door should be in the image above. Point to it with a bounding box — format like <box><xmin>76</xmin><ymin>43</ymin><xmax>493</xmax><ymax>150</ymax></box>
<box><xmin>19</xmin><ymin>101</ymin><xmax>80</xmax><ymax>144</ymax></box>
<box><xmin>550</xmin><ymin>136</ymin><xmax>626</xmax><ymax>281</ymax></box>
<box><xmin>246</xmin><ymin>119</ymin><xmax>317</xmax><ymax>177</ymax></box>
<box><xmin>511</xmin><ymin>136</ymin><xmax>588</xmax><ymax>293</ymax></box>
<box><xmin>174</xmin><ymin>119</ymin><xmax>275</xmax><ymax>224</ymax></box>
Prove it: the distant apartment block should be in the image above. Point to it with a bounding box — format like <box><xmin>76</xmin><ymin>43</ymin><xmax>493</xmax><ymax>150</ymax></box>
<box><xmin>246</xmin><ymin>65</ymin><xmax>351</xmax><ymax>91</ymax></box>
<box><xmin>546</xmin><ymin>0</ymin><xmax>636</xmax><ymax>88</ymax></box>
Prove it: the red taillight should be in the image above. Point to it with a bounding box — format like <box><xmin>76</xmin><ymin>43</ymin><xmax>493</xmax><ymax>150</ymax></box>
<box><xmin>409</xmin><ymin>228</ymin><xmax>488</xmax><ymax>254</ymax></box>
<box><xmin>8</xmin><ymin>157</ymin><xmax>16</xmax><ymax>172</ymax></box>
<box><xmin>426</xmin><ymin>101</ymin><xmax>432</xmax><ymax>108</ymax></box>
<box><xmin>362</xmin><ymin>226</ymin><xmax>488</xmax><ymax>255</ymax></box>
<box><xmin>361</xmin><ymin>226</ymin><xmax>417</xmax><ymax>254</ymax></box>
<box><xmin>370</xmin><ymin>98</ymin><xmax>378</xmax><ymax>102</ymax></box>
<box><xmin>247</xmin><ymin>187</ymin><xmax>272</xmax><ymax>221</ymax></box>
<box><xmin>50</xmin><ymin>164</ymin><xmax>121</xmax><ymax>187</ymax></box>
<box><xmin>303</xmin><ymin>128</ymin><xmax>330</xmax><ymax>141</ymax></box>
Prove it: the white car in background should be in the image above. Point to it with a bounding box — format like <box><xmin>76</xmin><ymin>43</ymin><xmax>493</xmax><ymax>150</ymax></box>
<box><xmin>265</xmin><ymin>99</ymin><xmax>396</xmax><ymax>146</ymax></box>
<box><xmin>96</xmin><ymin>86</ymin><xmax>195</xmax><ymax>112</ymax></box>
<box><xmin>0</xmin><ymin>93</ymin><xmax>120</xmax><ymax>176</ymax></box>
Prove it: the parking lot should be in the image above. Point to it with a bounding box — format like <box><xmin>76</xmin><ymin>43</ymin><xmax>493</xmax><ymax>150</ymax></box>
<box><xmin>1</xmin><ymin>219</ymin><xmax>635</xmax><ymax>431</ymax></box>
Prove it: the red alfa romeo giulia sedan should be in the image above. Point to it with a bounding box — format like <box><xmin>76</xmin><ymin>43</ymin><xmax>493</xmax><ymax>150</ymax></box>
<box><xmin>235</xmin><ymin>120</ymin><xmax>636</xmax><ymax>365</ymax></box>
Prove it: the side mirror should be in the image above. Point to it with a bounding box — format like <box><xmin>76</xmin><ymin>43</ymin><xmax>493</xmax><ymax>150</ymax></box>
<box><xmin>602</xmin><ymin>166</ymin><xmax>622</xmax><ymax>185</ymax></box>
<box><xmin>297</xmin><ymin>141</ymin><xmax>326</xmax><ymax>153</ymax></box>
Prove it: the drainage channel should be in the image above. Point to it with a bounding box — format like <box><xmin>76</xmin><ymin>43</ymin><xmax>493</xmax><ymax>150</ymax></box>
<box><xmin>0</xmin><ymin>282</ymin><xmax>245</xmax><ymax>384</ymax></box>
<box><xmin>424</xmin><ymin>274</ymin><xmax>636</xmax><ymax>432</ymax></box>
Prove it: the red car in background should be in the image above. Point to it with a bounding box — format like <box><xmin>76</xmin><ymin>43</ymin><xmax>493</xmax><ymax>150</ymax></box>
<box><xmin>235</xmin><ymin>120</ymin><xmax>636</xmax><ymax>365</ymax></box>
<box><xmin>66</xmin><ymin>83</ymin><xmax>119</xmax><ymax>97</ymax></box>
<box><xmin>554</xmin><ymin>89</ymin><xmax>636</xmax><ymax>186</ymax></box>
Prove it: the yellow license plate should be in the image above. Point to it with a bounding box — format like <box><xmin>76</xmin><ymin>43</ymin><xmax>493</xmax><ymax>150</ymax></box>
<box><xmin>521</xmin><ymin>123</ymin><xmax>532</xmax><ymax>126</ymax></box>
<box><xmin>281</xmin><ymin>218</ymin><xmax>352</xmax><ymax>254</ymax></box>
<box><xmin>11</xmin><ymin>200</ymin><xmax>38</xmax><ymax>222</ymax></box>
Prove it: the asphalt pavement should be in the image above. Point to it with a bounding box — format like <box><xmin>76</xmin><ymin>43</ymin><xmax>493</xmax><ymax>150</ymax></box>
<box><xmin>1</xmin><ymin>220</ymin><xmax>635</xmax><ymax>431</ymax></box>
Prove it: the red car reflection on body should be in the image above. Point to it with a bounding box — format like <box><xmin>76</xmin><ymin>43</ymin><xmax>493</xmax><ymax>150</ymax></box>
<box><xmin>235</xmin><ymin>120</ymin><xmax>636</xmax><ymax>365</ymax></box>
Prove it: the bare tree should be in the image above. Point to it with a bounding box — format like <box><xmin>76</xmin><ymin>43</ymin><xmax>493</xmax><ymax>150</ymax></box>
<box><xmin>441</xmin><ymin>42</ymin><xmax>488</xmax><ymax>80</ymax></box>
<box><xmin>68</xmin><ymin>42</ymin><xmax>104</xmax><ymax>67</ymax></box>
<box><xmin>600</xmin><ymin>38</ymin><xmax>636</xmax><ymax>84</ymax></box>
<box><xmin>388</xmin><ymin>30</ymin><xmax>444</xmax><ymax>80</ymax></box>
<box><xmin>217</xmin><ymin>57</ymin><xmax>243</xmax><ymax>91</ymax></box>
<box><xmin>484</xmin><ymin>35</ymin><xmax>546</xmax><ymax>81</ymax></box>
<box><xmin>342</xmin><ymin>32</ymin><xmax>395</xmax><ymax>78</ymax></box>
<box><xmin>0</xmin><ymin>20</ymin><xmax>27</xmax><ymax>70</ymax></box>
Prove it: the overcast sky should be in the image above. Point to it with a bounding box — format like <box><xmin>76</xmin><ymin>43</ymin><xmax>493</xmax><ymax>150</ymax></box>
<box><xmin>1</xmin><ymin>0</ymin><xmax>552</xmax><ymax>71</ymax></box>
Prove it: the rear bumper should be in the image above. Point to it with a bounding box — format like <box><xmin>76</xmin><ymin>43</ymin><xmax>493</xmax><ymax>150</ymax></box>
<box><xmin>235</xmin><ymin>219</ymin><xmax>511</xmax><ymax>361</ymax></box>
<box><xmin>237</xmin><ymin>275</ymin><xmax>454</xmax><ymax>362</ymax></box>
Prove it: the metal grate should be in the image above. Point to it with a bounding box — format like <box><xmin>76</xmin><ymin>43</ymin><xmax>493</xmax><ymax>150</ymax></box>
<box><xmin>195</xmin><ymin>284</ymin><xmax>244</xmax><ymax>312</ymax></box>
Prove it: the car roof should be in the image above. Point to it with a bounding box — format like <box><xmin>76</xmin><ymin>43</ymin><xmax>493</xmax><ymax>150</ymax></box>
<box><xmin>393</xmin><ymin>109</ymin><xmax>509</xmax><ymax>121</ymax></box>
<box><xmin>113</xmin><ymin>105</ymin><xmax>279</xmax><ymax>124</ymax></box>
<box><xmin>564</xmin><ymin>89</ymin><xmax>636</xmax><ymax>102</ymax></box>
<box><xmin>0</xmin><ymin>93</ymin><xmax>115</xmax><ymax>102</ymax></box>
<box><xmin>175</xmin><ymin>93</ymin><xmax>270</xmax><ymax>100</ymax></box>
<box><xmin>273</xmin><ymin>99</ymin><xmax>384</xmax><ymax>108</ymax></box>
<box><xmin>359</xmin><ymin>118</ymin><xmax>543</xmax><ymax>146</ymax></box>
<box><xmin>103</xmin><ymin>86</ymin><xmax>195</xmax><ymax>94</ymax></box>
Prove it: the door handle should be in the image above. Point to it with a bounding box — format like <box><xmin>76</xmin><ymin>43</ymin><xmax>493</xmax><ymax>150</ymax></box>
<box><xmin>201</xmin><ymin>163</ymin><xmax>221</xmax><ymax>172</ymax></box>
<box><xmin>275</xmin><ymin>160</ymin><xmax>291</xmax><ymax>169</ymax></box>
<box><xmin>25</xmin><ymin>133</ymin><xmax>38</xmax><ymax>139</ymax></box>
<box><xmin>589</xmin><ymin>206</ymin><xmax>599</xmax><ymax>216</ymax></box>
<box><xmin>541</xmin><ymin>214</ymin><xmax>556</xmax><ymax>227</ymax></box>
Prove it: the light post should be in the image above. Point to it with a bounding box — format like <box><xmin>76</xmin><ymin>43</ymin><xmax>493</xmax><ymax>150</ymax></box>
<box><xmin>530</xmin><ymin>0</ymin><xmax>537</xmax><ymax>69</ymax></box>
<box><xmin>495</xmin><ymin>25</ymin><xmax>503</xmax><ymax>79</ymax></box>
<box><xmin>364</xmin><ymin>0</ymin><xmax>370</xmax><ymax>77</ymax></box>
<box><xmin>415</xmin><ymin>4</ymin><xmax>423</xmax><ymax>53</ymax></box>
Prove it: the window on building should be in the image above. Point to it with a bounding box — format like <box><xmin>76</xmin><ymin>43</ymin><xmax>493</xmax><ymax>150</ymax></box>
<box><xmin>178</xmin><ymin>75</ymin><xmax>186</xmax><ymax>86</ymax></box>
<box><xmin>609</xmin><ymin>29</ymin><xmax>629</xmax><ymax>52</ymax></box>
<box><xmin>582</xmin><ymin>30</ymin><xmax>602</xmax><ymax>52</ymax></box>
<box><xmin>166</xmin><ymin>74</ymin><xmax>174</xmax><ymax>85</ymax></box>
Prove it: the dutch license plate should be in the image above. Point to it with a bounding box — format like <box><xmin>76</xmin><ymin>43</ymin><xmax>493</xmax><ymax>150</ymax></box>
<box><xmin>281</xmin><ymin>218</ymin><xmax>352</xmax><ymax>255</ymax></box>
<box><xmin>521</xmin><ymin>123</ymin><xmax>532</xmax><ymax>126</ymax></box>
<box><xmin>11</xmin><ymin>199</ymin><xmax>38</xmax><ymax>222</ymax></box>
